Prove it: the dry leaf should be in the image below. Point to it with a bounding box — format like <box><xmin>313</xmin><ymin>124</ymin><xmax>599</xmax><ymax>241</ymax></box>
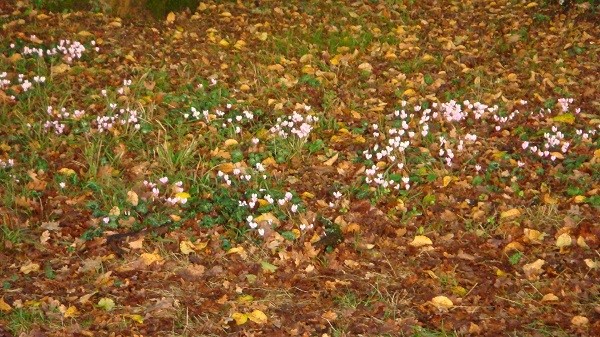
<box><xmin>0</xmin><ymin>298</ymin><xmax>12</xmax><ymax>312</ymax></box>
<box><xmin>126</xmin><ymin>190</ymin><xmax>139</xmax><ymax>206</ymax></box>
<box><xmin>232</xmin><ymin>312</ymin><xmax>248</xmax><ymax>325</ymax></box>
<box><xmin>20</xmin><ymin>262</ymin><xmax>40</xmax><ymax>274</ymax></box>
<box><xmin>180</xmin><ymin>240</ymin><xmax>196</xmax><ymax>255</ymax></box>
<box><xmin>166</xmin><ymin>12</ymin><xmax>175</xmax><ymax>24</ymax></box>
<box><xmin>555</xmin><ymin>233</ymin><xmax>572</xmax><ymax>249</ymax></box>
<box><xmin>63</xmin><ymin>305</ymin><xmax>80</xmax><ymax>318</ymax></box>
<box><xmin>523</xmin><ymin>259</ymin><xmax>545</xmax><ymax>280</ymax></box>
<box><xmin>321</xmin><ymin>310</ymin><xmax>338</xmax><ymax>321</ymax></box>
<box><xmin>409</xmin><ymin>235</ymin><xmax>433</xmax><ymax>247</ymax></box>
<box><xmin>431</xmin><ymin>296</ymin><xmax>454</xmax><ymax>310</ymax></box>
<box><xmin>128</xmin><ymin>237</ymin><xmax>144</xmax><ymax>250</ymax></box>
<box><xmin>571</xmin><ymin>315</ymin><xmax>589</xmax><ymax>326</ymax></box>
<box><xmin>140</xmin><ymin>252</ymin><xmax>163</xmax><ymax>266</ymax></box>
<box><xmin>247</xmin><ymin>309</ymin><xmax>268</xmax><ymax>324</ymax></box>
<box><xmin>541</xmin><ymin>293</ymin><xmax>559</xmax><ymax>302</ymax></box>
<box><xmin>500</xmin><ymin>208</ymin><xmax>521</xmax><ymax>219</ymax></box>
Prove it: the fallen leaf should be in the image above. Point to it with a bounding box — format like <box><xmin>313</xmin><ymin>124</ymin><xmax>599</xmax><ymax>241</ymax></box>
<box><xmin>523</xmin><ymin>259</ymin><xmax>545</xmax><ymax>280</ymax></box>
<box><xmin>51</xmin><ymin>63</ymin><xmax>70</xmax><ymax>74</ymax></box>
<box><xmin>247</xmin><ymin>309</ymin><xmax>268</xmax><ymax>324</ymax></box>
<box><xmin>0</xmin><ymin>298</ymin><xmax>12</xmax><ymax>312</ymax></box>
<box><xmin>166</xmin><ymin>12</ymin><xmax>175</xmax><ymax>24</ymax></box>
<box><xmin>431</xmin><ymin>296</ymin><xmax>454</xmax><ymax>310</ymax></box>
<box><xmin>97</xmin><ymin>298</ymin><xmax>115</xmax><ymax>311</ymax></box>
<box><xmin>556</xmin><ymin>233</ymin><xmax>572</xmax><ymax>249</ymax></box>
<box><xmin>500</xmin><ymin>208</ymin><xmax>521</xmax><ymax>220</ymax></box>
<box><xmin>260</xmin><ymin>261</ymin><xmax>278</xmax><ymax>273</ymax></box>
<box><xmin>63</xmin><ymin>305</ymin><xmax>80</xmax><ymax>318</ymax></box>
<box><xmin>232</xmin><ymin>312</ymin><xmax>248</xmax><ymax>325</ymax></box>
<box><xmin>20</xmin><ymin>262</ymin><xmax>40</xmax><ymax>275</ymax></box>
<box><xmin>571</xmin><ymin>315</ymin><xmax>589</xmax><ymax>326</ymax></box>
<box><xmin>140</xmin><ymin>252</ymin><xmax>163</xmax><ymax>266</ymax></box>
<box><xmin>180</xmin><ymin>240</ymin><xmax>196</xmax><ymax>255</ymax></box>
<box><xmin>552</xmin><ymin>113</ymin><xmax>575</xmax><ymax>125</ymax></box>
<box><xmin>124</xmin><ymin>314</ymin><xmax>144</xmax><ymax>324</ymax></box>
<box><xmin>58</xmin><ymin>167</ymin><xmax>76</xmax><ymax>176</ymax></box>
<box><xmin>321</xmin><ymin>310</ymin><xmax>338</xmax><ymax>321</ymax></box>
<box><xmin>126</xmin><ymin>190</ymin><xmax>139</xmax><ymax>206</ymax></box>
<box><xmin>409</xmin><ymin>235</ymin><xmax>433</xmax><ymax>247</ymax></box>
<box><xmin>541</xmin><ymin>293</ymin><xmax>559</xmax><ymax>302</ymax></box>
<box><xmin>584</xmin><ymin>259</ymin><xmax>598</xmax><ymax>269</ymax></box>
<box><xmin>128</xmin><ymin>237</ymin><xmax>144</xmax><ymax>250</ymax></box>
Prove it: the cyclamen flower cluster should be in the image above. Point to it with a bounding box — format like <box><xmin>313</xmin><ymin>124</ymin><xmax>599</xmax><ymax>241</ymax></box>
<box><xmin>0</xmin><ymin>158</ymin><xmax>15</xmax><ymax>168</ymax></box>
<box><xmin>43</xmin><ymin>106</ymin><xmax>86</xmax><ymax>135</ymax></box>
<box><xmin>95</xmin><ymin>106</ymin><xmax>141</xmax><ymax>133</ymax></box>
<box><xmin>184</xmin><ymin>103</ymin><xmax>255</xmax><ymax>136</ymax></box>
<box><xmin>142</xmin><ymin>178</ymin><xmax>188</xmax><ymax>205</ymax></box>
<box><xmin>242</xmin><ymin>190</ymin><xmax>304</xmax><ymax>236</ymax></box>
<box><xmin>270</xmin><ymin>107</ymin><xmax>318</xmax><ymax>139</ymax></box>
<box><xmin>22</xmin><ymin>39</ymin><xmax>96</xmax><ymax>62</ymax></box>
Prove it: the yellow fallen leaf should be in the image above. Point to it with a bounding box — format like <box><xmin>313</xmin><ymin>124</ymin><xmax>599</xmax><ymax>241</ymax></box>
<box><xmin>140</xmin><ymin>252</ymin><xmax>163</xmax><ymax>266</ymax></box>
<box><xmin>166</xmin><ymin>12</ymin><xmax>175</xmax><ymax>24</ymax></box>
<box><xmin>403</xmin><ymin>88</ymin><xmax>417</xmax><ymax>97</ymax></box>
<box><xmin>254</xmin><ymin>212</ymin><xmax>280</xmax><ymax>225</ymax></box>
<box><xmin>247</xmin><ymin>309</ymin><xmax>268</xmax><ymax>324</ymax></box>
<box><xmin>58</xmin><ymin>167</ymin><xmax>76</xmax><ymax>176</ymax></box>
<box><xmin>126</xmin><ymin>190</ymin><xmax>139</xmax><ymax>206</ymax></box>
<box><xmin>500</xmin><ymin>208</ymin><xmax>521</xmax><ymax>219</ymax></box>
<box><xmin>20</xmin><ymin>262</ymin><xmax>40</xmax><ymax>274</ymax></box>
<box><xmin>234</xmin><ymin>40</ymin><xmax>246</xmax><ymax>50</ymax></box>
<box><xmin>431</xmin><ymin>296</ymin><xmax>453</xmax><ymax>309</ymax></box>
<box><xmin>219</xmin><ymin>39</ymin><xmax>230</xmax><ymax>47</ymax></box>
<box><xmin>232</xmin><ymin>312</ymin><xmax>248</xmax><ymax>325</ymax></box>
<box><xmin>584</xmin><ymin>259</ymin><xmax>598</xmax><ymax>269</ymax></box>
<box><xmin>0</xmin><ymin>297</ymin><xmax>12</xmax><ymax>312</ymax></box>
<box><xmin>51</xmin><ymin>63</ymin><xmax>70</xmax><ymax>74</ymax></box>
<box><xmin>442</xmin><ymin>175</ymin><xmax>453</xmax><ymax>187</ymax></box>
<box><xmin>573</xmin><ymin>195</ymin><xmax>586</xmax><ymax>203</ymax></box>
<box><xmin>541</xmin><ymin>293</ymin><xmax>559</xmax><ymax>302</ymax></box>
<box><xmin>409</xmin><ymin>235</ymin><xmax>433</xmax><ymax>247</ymax></box>
<box><xmin>217</xmin><ymin>162</ymin><xmax>234</xmax><ymax>173</ymax></box>
<box><xmin>227</xmin><ymin>246</ymin><xmax>245</xmax><ymax>255</ymax></box>
<box><xmin>224</xmin><ymin>138</ymin><xmax>239</xmax><ymax>147</ymax></box>
<box><xmin>552</xmin><ymin>113</ymin><xmax>575</xmax><ymax>125</ymax></box>
<box><xmin>237</xmin><ymin>294</ymin><xmax>254</xmax><ymax>303</ymax></box>
<box><xmin>256</xmin><ymin>32</ymin><xmax>268</xmax><ymax>41</ymax></box>
<box><xmin>180</xmin><ymin>240</ymin><xmax>196</xmax><ymax>255</ymax></box>
<box><xmin>555</xmin><ymin>233</ymin><xmax>572</xmax><ymax>249</ymax></box>
<box><xmin>358</xmin><ymin>62</ymin><xmax>373</xmax><ymax>72</ymax></box>
<box><xmin>124</xmin><ymin>314</ymin><xmax>144</xmax><ymax>324</ymax></box>
<box><xmin>543</xmin><ymin>193</ymin><xmax>558</xmax><ymax>205</ymax></box>
<box><xmin>523</xmin><ymin>228</ymin><xmax>546</xmax><ymax>244</ymax></box>
<box><xmin>63</xmin><ymin>305</ymin><xmax>80</xmax><ymax>318</ymax></box>
<box><xmin>577</xmin><ymin>236</ymin><xmax>589</xmax><ymax>248</ymax></box>
<box><xmin>571</xmin><ymin>315</ymin><xmax>589</xmax><ymax>326</ymax></box>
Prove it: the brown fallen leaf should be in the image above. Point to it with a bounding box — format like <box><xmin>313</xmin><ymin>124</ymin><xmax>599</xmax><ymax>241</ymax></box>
<box><xmin>523</xmin><ymin>259</ymin><xmax>545</xmax><ymax>280</ymax></box>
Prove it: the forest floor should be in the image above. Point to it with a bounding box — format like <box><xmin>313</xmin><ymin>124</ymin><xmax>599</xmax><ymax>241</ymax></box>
<box><xmin>0</xmin><ymin>0</ymin><xmax>599</xmax><ymax>336</ymax></box>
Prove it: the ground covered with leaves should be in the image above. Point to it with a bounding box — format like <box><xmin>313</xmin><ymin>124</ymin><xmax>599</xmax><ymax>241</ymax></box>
<box><xmin>0</xmin><ymin>0</ymin><xmax>599</xmax><ymax>336</ymax></box>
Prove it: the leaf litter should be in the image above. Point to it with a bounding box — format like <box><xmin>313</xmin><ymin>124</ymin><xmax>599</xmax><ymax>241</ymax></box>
<box><xmin>0</xmin><ymin>0</ymin><xmax>599</xmax><ymax>336</ymax></box>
